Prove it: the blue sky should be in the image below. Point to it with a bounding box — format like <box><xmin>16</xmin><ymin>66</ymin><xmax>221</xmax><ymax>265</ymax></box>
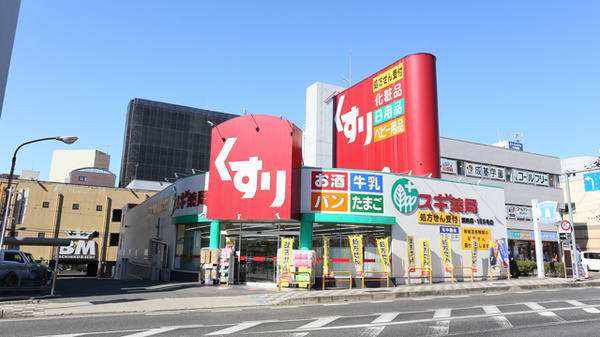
<box><xmin>2</xmin><ymin>1</ymin><xmax>599</xmax><ymax>181</ymax></box>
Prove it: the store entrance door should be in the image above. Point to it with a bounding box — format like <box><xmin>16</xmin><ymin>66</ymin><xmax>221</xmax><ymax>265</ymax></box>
<box><xmin>240</xmin><ymin>235</ymin><xmax>279</xmax><ymax>282</ymax></box>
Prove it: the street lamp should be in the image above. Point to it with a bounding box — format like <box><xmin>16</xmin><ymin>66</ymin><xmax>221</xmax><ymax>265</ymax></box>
<box><xmin>0</xmin><ymin>136</ymin><xmax>78</xmax><ymax>252</ymax></box>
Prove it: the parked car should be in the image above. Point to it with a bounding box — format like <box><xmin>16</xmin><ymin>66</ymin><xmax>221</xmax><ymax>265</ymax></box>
<box><xmin>0</xmin><ymin>249</ymin><xmax>51</xmax><ymax>285</ymax></box>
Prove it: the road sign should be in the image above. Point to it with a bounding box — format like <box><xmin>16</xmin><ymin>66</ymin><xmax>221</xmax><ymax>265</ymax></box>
<box><xmin>584</xmin><ymin>172</ymin><xmax>600</xmax><ymax>192</ymax></box>
<box><xmin>559</xmin><ymin>232</ymin><xmax>572</xmax><ymax>242</ymax></box>
<box><xmin>559</xmin><ymin>220</ymin><xmax>572</xmax><ymax>233</ymax></box>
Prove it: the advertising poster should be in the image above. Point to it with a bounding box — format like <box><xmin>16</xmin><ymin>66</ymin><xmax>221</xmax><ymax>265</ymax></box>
<box><xmin>489</xmin><ymin>240</ymin><xmax>499</xmax><ymax>267</ymax></box>
<box><xmin>377</xmin><ymin>238</ymin><xmax>391</xmax><ymax>274</ymax></box>
<box><xmin>349</xmin><ymin>236</ymin><xmax>364</xmax><ymax>276</ymax></box>
<box><xmin>497</xmin><ymin>238</ymin><xmax>509</xmax><ymax>267</ymax></box>
<box><xmin>226</xmin><ymin>237</ymin><xmax>236</xmax><ymax>251</ymax></box>
<box><xmin>440</xmin><ymin>238</ymin><xmax>453</xmax><ymax>272</ymax></box>
<box><xmin>471</xmin><ymin>240</ymin><xmax>478</xmax><ymax>272</ymax></box>
<box><xmin>280</xmin><ymin>238</ymin><xmax>294</xmax><ymax>281</ymax></box>
<box><xmin>420</xmin><ymin>239</ymin><xmax>431</xmax><ymax>276</ymax></box>
<box><xmin>323</xmin><ymin>237</ymin><xmax>333</xmax><ymax>278</ymax></box>
<box><xmin>408</xmin><ymin>236</ymin><xmax>416</xmax><ymax>272</ymax></box>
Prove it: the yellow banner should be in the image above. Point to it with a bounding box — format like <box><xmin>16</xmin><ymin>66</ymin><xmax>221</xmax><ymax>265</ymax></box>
<box><xmin>440</xmin><ymin>238</ymin><xmax>453</xmax><ymax>272</ymax></box>
<box><xmin>280</xmin><ymin>238</ymin><xmax>294</xmax><ymax>281</ymax></box>
<box><xmin>420</xmin><ymin>239</ymin><xmax>431</xmax><ymax>276</ymax></box>
<box><xmin>471</xmin><ymin>239</ymin><xmax>478</xmax><ymax>272</ymax></box>
<box><xmin>349</xmin><ymin>236</ymin><xmax>363</xmax><ymax>276</ymax></box>
<box><xmin>461</xmin><ymin>227</ymin><xmax>491</xmax><ymax>250</ymax></box>
<box><xmin>408</xmin><ymin>236</ymin><xmax>416</xmax><ymax>272</ymax></box>
<box><xmin>418</xmin><ymin>211</ymin><xmax>460</xmax><ymax>226</ymax></box>
<box><xmin>373</xmin><ymin>63</ymin><xmax>403</xmax><ymax>92</ymax></box>
<box><xmin>323</xmin><ymin>237</ymin><xmax>333</xmax><ymax>278</ymax></box>
<box><xmin>377</xmin><ymin>238</ymin><xmax>391</xmax><ymax>274</ymax></box>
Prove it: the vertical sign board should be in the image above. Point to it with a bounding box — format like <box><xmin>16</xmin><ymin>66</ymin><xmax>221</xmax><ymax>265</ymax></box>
<box><xmin>207</xmin><ymin>115</ymin><xmax>303</xmax><ymax>220</ymax></box>
<box><xmin>334</xmin><ymin>53</ymin><xmax>441</xmax><ymax>178</ymax></box>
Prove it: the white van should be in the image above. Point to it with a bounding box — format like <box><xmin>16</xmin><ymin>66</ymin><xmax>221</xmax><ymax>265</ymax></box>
<box><xmin>581</xmin><ymin>251</ymin><xmax>600</xmax><ymax>271</ymax></box>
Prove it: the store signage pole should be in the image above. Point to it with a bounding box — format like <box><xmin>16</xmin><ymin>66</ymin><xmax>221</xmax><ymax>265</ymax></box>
<box><xmin>531</xmin><ymin>200</ymin><xmax>545</xmax><ymax>279</ymax></box>
<box><xmin>564</xmin><ymin>172</ymin><xmax>580</xmax><ymax>281</ymax></box>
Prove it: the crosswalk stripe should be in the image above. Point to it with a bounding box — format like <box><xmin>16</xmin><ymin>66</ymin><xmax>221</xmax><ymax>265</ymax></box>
<box><xmin>298</xmin><ymin>316</ymin><xmax>340</xmax><ymax>329</ymax></box>
<box><xmin>426</xmin><ymin>320</ymin><xmax>449</xmax><ymax>335</ymax></box>
<box><xmin>433</xmin><ymin>309</ymin><xmax>451</xmax><ymax>318</ymax></box>
<box><xmin>525</xmin><ymin>302</ymin><xmax>545</xmax><ymax>310</ymax></box>
<box><xmin>359</xmin><ymin>326</ymin><xmax>386</xmax><ymax>336</ymax></box>
<box><xmin>493</xmin><ymin>315</ymin><xmax>513</xmax><ymax>329</ymax></box>
<box><xmin>206</xmin><ymin>322</ymin><xmax>263</xmax><ymax>335</ymax></box>
<box><xmin>371</xmin><ymin>312</ymin><xmax>400</xmax><ymax>324</ymax></box>
<box><xmin>584</xmin><ymin>308</ymin><xmax>600</xmax><ymax>314</ymax></box>
<box><xmin>566</xmin><ymin>300</ymin><xmax>586</xmax><ymax>307</ymax></box>
<box><xmin>482</xmin><ymin>305</ymin><xmax>501</xmax><ymax>314</ymax></box>
<box><xmin>123</xmin><ymin>327</ymin><xmax>180</xmax><ymax>337</ymax></box>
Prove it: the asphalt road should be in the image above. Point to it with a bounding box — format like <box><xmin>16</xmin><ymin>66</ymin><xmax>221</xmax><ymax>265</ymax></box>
<box><xmin>4</xmin><ymin>284</ymin><xmax>600</xmax><ymax>336</ymax></box>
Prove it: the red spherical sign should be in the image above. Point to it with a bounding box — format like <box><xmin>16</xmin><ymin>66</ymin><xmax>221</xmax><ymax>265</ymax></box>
<box><xmin>560</xmin><ymin>220</ymin><xmax>572</xmax><ymax>233</ymax></box>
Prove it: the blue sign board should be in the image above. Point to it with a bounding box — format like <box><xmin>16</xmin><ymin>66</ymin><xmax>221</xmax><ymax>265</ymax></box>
<box><xmin>350</xmin><ymin>173</ymin><xmax>383</xmax><ymax>193</ymax></box>
<box><xmin>508</xmin><ymin>141</ymin><xmax>523</xmax><ymax>151</ymax></box>
<box><xmin>584</xmin><ymin>172</ymin><xmax>600</xmax><ymax>192</ymax></box>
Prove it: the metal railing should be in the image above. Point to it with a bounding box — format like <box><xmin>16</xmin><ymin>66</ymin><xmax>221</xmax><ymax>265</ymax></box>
<box><xmin>451</xmin><ymin>266</ymin><xmax>474</xmax><ymax>283</ymax></box>
<box><xmin>322</xmin><ymin>271</ymin><xmax>353</xmax><ymax>290</ymax></box>
<box><xmin>407</xmin><ymin>267</ymin><xmax>432</xmax><ymax>284</ymax></box>
<box><xmin>490</xmin><ymin>265</ymin><xmax>511</xmax><ymax>281</ymax></box>
<box><xmin>362</xmin><ymin>271</ymin><xmax>390</xmax><ymax>288</ymax></box>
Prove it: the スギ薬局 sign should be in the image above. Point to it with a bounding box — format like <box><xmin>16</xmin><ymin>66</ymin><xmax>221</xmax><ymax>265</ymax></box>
<box><xmin>334</xmin><ymin>53</ymin><xmax>440</xmax><ymax>178</ymax></box>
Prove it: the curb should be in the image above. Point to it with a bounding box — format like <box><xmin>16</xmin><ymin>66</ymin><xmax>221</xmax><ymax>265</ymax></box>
<box><xmin>276</xmin><ymin>280</ymin><xmax>600</xmax><ymax>306</ymax></box>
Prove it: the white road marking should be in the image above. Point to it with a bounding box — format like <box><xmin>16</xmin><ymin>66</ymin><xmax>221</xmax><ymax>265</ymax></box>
<box><xmin>123</xmin><ymin>327</ymin><xmax>180</xmax><ymax>337</ymax></box>
<box><xmin>566</xmin><ymin>300</ymin><xmax>586</xmax><ymax>307</ymax></box>
<box><xmin>482</xmin><ymin>305</ymin><xmax>501</xmax><ymax>314</ymax></box>
<box><xmin>584</xmin><ymin>308</ymin><xmax>600</xmax><ymax>313</ymax></box>
<box><xmin>426</xmin><ymin>320</ymin><xmax>449</xmax><ymax>336</ymax></box>
<box><xmin>206</xmin><ymin>321</ymin><xmax>263</xmax><ymax>335</ymax></box>
<box><xmin>371</xmin><ymin>312</ymin><xmax>400</xmax><ymax>324</ymax></box>
<box><xmin>493</xmin><ymin>315</ymin><xmax>513</xmax><ymax>329</ymax></box>
<box><xmin>359</xmin><ymin>326</ymin><xmax>386</xmax><ymax>336</ymax></box>
<box><xmin>298</xmin><ymin>316</ymin><xmax>341</xmax><ymax>329</ymax></box>
<box><xmin>433</xmin><ymin>308</ymin><xmax>452</xmax><ymax>318</ymax></box>
<box><xmin>525</xmin><ymin>302</ymin><xmax>545</xmax><ymax>310</ymax></box>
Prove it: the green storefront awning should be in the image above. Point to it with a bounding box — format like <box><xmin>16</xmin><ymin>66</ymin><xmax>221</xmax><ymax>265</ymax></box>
<box><xmin>301</xmin><ymin>213</ymin><xmax>396</xmax><ymax>225</ymax></box>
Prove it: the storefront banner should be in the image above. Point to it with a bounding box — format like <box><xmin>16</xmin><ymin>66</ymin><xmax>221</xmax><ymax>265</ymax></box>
<box><xmin>408</xmin><ymin>236</ymin><xmax>416</xmax><ymax>272</ymax></box>
<box><xmin>489</xmin><ymin>240</ymin><xmax>499</xmax><ymax>268</ymax></box>
<box><xmin>420</xmin><ymin>239</ymin><xmax>431</xmax><ymax>276</ymax></box>
<box><xmin>349</xmin><ymin>236</ymin><xmax>364</xmax><ymax>276</ymax></box>
<box><xmin>377</xmin><ymin>238</ymin><xmax>391</xmax><ymax>274</ymax></box>
<box><xmin>439</xmin><ymin>238</ymin><xmax>453</xmax><ymax>272</ymax></box>
<box><xmin>471</xmin><ymin>240</ymin><xmax>478</xmax><ymax>272</ymax></box>
<box><xmin>280</xmin><ymin>238</ymin><xmax>294</xmax><ymax>281</ymax></box>
<box><xmin>323</xmin><ymin>237</ymin><xmax>334</xmax><ymax>278</ymax></box>
<box><xmin>441</xmin><ymin>158</ymin><xmax>457</xmax><ymax>175</ymax></box>
<box><xmin>497</xmin><ymin>238</ymin><xmax>509</xmax><ymax>267</ymax></box>
<box><xmin>226</xmin><ymin>237</ymin><xmax>236</xmax><ymax>251</ymax></box>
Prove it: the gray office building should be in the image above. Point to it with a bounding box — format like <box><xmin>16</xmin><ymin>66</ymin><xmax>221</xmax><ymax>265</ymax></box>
<box><xmin>119</xmin><ymin>98</ymin><xmax>237</xmax><ymax>188</ymax></box>
<box><xmin>0</xmin><ymin>0</ymin><xmax>20</xmax><ymax>119</ymax></box>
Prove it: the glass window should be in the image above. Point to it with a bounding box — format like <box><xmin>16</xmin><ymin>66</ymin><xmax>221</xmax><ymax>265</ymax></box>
<box><xmin>42</xmin><ymin>201</ymin><xmax>50</xmax><ymax>208</ymax></box>
<box><xmin>96</xmin><ymin>205</ymin><xmax>103</xmax><ymax>212</ymax></box>
<box><xmin>72</xmin><ymin>203</ymin><xmax>79</xmax><ymax>210</ymax></box>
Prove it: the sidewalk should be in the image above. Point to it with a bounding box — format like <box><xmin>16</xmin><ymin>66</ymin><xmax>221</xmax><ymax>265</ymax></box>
<box><xmin>2</xmin><ymin>276</ymin><xmax>600</xmax><ymax>318</ymax></box>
